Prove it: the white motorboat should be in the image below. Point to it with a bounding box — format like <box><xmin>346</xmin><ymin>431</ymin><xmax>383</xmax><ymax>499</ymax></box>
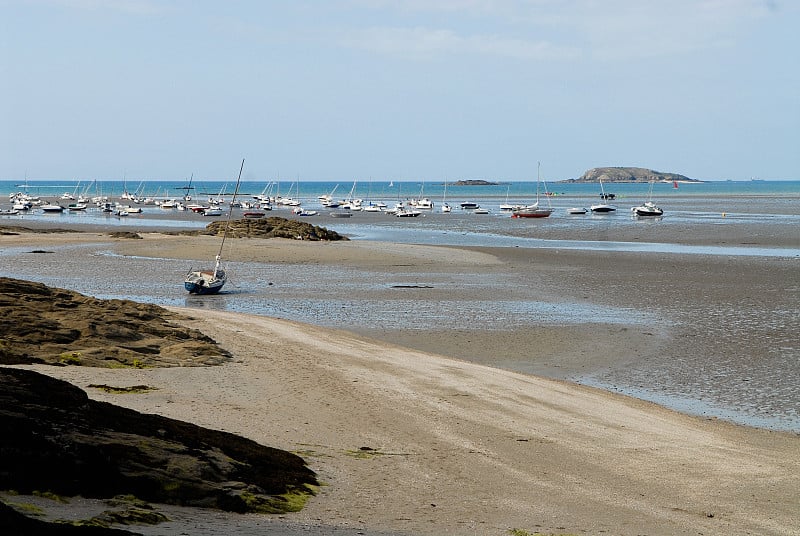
<box><xmin>631</xmin><ymin>180</ymin><xmax>664</xmax><ymax>217</ymax></box>
<box><xmin>591</xmin><ymin>179</ymin><xmax>617</xmax><ymax>212</ymax></box>
<box><xmin>396</xmin><ymin>208</ymin><xmax>422</xmax><ymax>217</ymax></box>
<box><xmin>590</xmin><ymin>202</ymin><xmax>617</xmax><ymax>213</ymax></box>
<box><xmin>632</xmin><ymin>200</ymin><xmax>663</xmax><ymax>217</ymax></box>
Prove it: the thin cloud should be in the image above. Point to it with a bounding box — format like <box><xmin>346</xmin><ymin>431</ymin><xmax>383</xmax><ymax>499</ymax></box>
<box><xmin>341</xmin><ymin>26</ymin><xmax>579</xmax><ymax>61</ymax></box>
<box><xmin>341</xmin><ymin>0</ymin><xmax>787</xmax><ymax>61</ymax></box>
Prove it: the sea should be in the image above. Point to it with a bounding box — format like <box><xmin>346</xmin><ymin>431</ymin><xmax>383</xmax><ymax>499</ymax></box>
<box><xmin>4</xmin><ymin>177</ymin><xmax>800</xmax><ymax>206</ymax></box>
<box><xmin>2</xmin><ymin>178</ymin><xmax>799</xmax><ymax>433</ymax></box>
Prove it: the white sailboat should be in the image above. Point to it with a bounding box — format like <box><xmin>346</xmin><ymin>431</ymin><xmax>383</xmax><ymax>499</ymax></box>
<box><xmin>440</xmin><ymin>179</ymin><xmax>451</xmax><ymax>213</ymax></box>
<box><xmin>511</xmin><ymin>162</ymin><xmax>552</xmax><ymax>218</ymax></box>
<box><xmin>184</xmin><ymin>159</ymin><xmax>245</xmax><ymax>295</ymax></box>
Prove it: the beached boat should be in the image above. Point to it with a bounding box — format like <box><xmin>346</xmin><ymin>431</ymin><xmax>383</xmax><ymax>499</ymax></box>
<box><xmin>511</xmin><ymin>205</ymin><xmax>552</xmax><ymax>218</ymax></box>
<box><xmin>590</xmin><ymin>180</ymin><xmax>617</xmax><ymax>213</ymax></box>
<box><xmin>511</xmin><ymin>162</ymin><xmax>553</xmax><ymax>219</ymax></box>
<box><xmin>460</xmin><ymin>201</ymin><xmax>479</xmax><ymax>210</ymax></box>
<box><xmin>499</xmin><ymin>185</ymin><xmax>518</xmax><ymax>211</ymax></box>
<box><xmin>632</xmin><ymin>201</ymin><xmax>664</xmax><ymax>217</ymax></box>
<box><xmin>40</xmin><ymin>203</ymin><xmax>65</xmax><ymax>213</ymax></box>
<box><xmin>411</xmin><ymin>197</ymin><xmax>433</xmax><ymax>209</ymax></box>
<box><xmin>184</xmin><ymin>159</ymin><xmax>244</xmax><ymax>295</ymax></box>
<box><xmin>567</xmin><ymin>207</ymin><xmax>588</xmax><ymax>215</ymax></box>
<box><xmin>396</xmin><ymin>208</ymin><xmax>422</xmax><ymax>217</ymax></box>
<box><xmin>293</xmin><ymin>207</ymin><xmax>318</xmax><ymax>216</ymax></box>
<box><xmin>632</xmin><ymin>180</ymin><xmax>664</xmax><ymax>217</ymax></box>
<box><xmin>202</xmin><ymin>206</ymin><xmax>223</xmax><ymax>216</ymax></box>
<box><xmin>67</xmin><ymin>203</ymin><xmax>87</xmax><ymax>211</ymax></box>
<box><xmin>439</xmin><ymin>180</ymin><xmax>451</xmax><ymax>213</ymax></box>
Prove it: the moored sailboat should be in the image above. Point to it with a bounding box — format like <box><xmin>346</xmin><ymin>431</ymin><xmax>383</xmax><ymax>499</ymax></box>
<box><xmin>511</xmin><ymin>162</ymin><xmax>552</xmax><ymax>219</ymax></box>
<box><xmin>184</xmin><ymin>159</ymin><xmax>244</xmax><ymax>295</ymax></box>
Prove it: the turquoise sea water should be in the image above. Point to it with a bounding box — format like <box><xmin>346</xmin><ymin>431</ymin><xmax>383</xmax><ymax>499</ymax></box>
<box><xmin>2</xmin><ymin>178</ymin><xmax>799</xmax><ymax>432</ymax></box>
<box><xmin>3</xmin><ymin>178</ymin><xmax>800</xmax><ymax>203</ymax></box>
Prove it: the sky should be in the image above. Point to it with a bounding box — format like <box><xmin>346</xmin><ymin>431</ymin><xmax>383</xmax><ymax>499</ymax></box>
<box><xmin>1</xmin><ymin>0</ymin><xmax>798</xmax><ymax>182</ymax></box>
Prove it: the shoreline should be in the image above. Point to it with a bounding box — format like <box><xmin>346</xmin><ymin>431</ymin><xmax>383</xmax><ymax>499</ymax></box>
<box><xmin>2</xmin><ymin>225</ymin><xmax>799</xmax><ymax>534</ymax></box>
<box><xmin>2</xmin><ymin>228</ymin><xmax>798</xmax><ymax>432</ymax></box>
<box><xmin>19</xmin><ymin>306</ymin><xmax>800</xmax><ymax>535</ymax></box>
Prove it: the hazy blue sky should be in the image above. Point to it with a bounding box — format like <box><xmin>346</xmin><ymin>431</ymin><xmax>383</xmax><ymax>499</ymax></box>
<box><xmin>2</xmin><ymin>0</ymin><xmax>798</xmax><ymax>182</ymax></box>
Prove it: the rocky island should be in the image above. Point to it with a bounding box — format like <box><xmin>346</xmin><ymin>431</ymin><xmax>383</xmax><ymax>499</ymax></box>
<box><xmin>566</xmin><ymin>167</ymin><xmax>700</xmax><ymax>183</ymax></box>
<box><xmin>448</xmin><ymin>179</ymin><xmax>501</xmax><ymax>186</ymax></box>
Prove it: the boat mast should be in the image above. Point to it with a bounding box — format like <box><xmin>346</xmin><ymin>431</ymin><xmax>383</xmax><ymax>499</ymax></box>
<box><xmin>213</xmin><ymin>158</ymin><xmax>245</xmax><ymax>278</ymax></box>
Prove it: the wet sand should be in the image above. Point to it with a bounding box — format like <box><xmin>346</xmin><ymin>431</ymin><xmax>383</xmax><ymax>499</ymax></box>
<box><xmin>23</xmin><ymin>307</ymin><xmax>800</xmax><ymax>535</ymax></box>
<box><xmin>3</xmin><ymin>223</ymin><xmax>800</xmax><ymax>534</ymax></box>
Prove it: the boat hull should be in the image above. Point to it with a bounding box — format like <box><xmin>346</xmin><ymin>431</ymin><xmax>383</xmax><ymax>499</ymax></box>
<box><xmin>185</xmin><ymin>269</ymin><xmax>226</xmax><ymax>295</ymax></box>
<box><xmin>634</xmin><ymin>208</ymin><xmax>663</xmax><ymax>217</ymax></box>
<box><xmin>185</xmin><ymin>281</ymin><xmax>225</xmax><ymax>295</ymax></box>
<box><xmin>590</xmin><ymin>205</ymin><xmax>617</xmax><ymax>213</ymax></box>
<box><xmin>632</xmin><ymin>201</ymin><xmax>663</xmax><ymax>217</ymax></box>
<box><xmin>511</xmin><ymin>211</ymin><xmax>551</xmax><ymax>218</ymax></box>
<box><xmin>511</xmin><ymin>205</ymin><xmax>552</xmax><ymax>218</ymax></box>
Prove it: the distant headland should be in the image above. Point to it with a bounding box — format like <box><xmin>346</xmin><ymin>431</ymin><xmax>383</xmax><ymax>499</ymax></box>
<box><xmin>564</xmin><ymin>167</ymin><xmax>702</xmax><ymax>183</ymax></box>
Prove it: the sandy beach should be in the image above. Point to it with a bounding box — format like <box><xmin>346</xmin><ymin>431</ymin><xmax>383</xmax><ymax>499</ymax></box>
<box><xmin>3</xmin><ymin>224</ymin><xmax>799</xmax><ymax>535</ymax></box>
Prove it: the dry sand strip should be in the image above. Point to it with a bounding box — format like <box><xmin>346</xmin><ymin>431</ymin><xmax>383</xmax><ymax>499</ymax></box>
<box><xmin>22</xmin><ymin>307</ymin><xmax>800</xmax><ymax>536</ymax></box>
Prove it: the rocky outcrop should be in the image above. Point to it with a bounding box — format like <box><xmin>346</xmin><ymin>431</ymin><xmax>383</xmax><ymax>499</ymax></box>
<box><xmin>0</xmin><ymin>278</ymin><xmax>231</xmax><ymax>368</ymax></box>
<box><xmin>198</xmin><ymin>217</ymin><xmax>347</xmax><ymax>241</ymax></box>
<box><xmin>450</xmin><ymin>180</ymin><xmax>500</xmax><ymax>186</ymax></box>
<box><xmin>569</xmin><ymin>167</ymin><xmax>698</xmax><ymax>183</ymax></box>
<box><xmin>0</xmin><ymin>367</ymin><xmax>318</xmax><ymax>514</ymax></box>
<box><xmin>0</xmin><ymin>225</ymin><xmax>77</xmax><ymax>235</ymax></box>
<box><xmin>0</xmin><ymin>278</ymin><xmax>319</xmax><ymax>531</ymax></box>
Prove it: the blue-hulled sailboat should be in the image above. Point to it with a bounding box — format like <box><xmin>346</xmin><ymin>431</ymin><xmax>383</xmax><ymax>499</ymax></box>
<box><xmin>184</xmin><ymin>159</ymin><xmax>244</xmax><ymax>295</ymax></box>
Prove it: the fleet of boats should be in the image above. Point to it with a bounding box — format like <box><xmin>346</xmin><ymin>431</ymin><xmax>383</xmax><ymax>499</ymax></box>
<box><xmin>4</xmin><ymin>174</ymin><xmax>670</xmax><ymax>222</ymax></box>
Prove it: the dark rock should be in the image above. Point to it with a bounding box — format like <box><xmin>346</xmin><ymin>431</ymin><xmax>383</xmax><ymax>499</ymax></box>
<box><xmin>107</xmin><ymin>232</ymin><xmax>143</xmax><ymax>239</ymax></box>
<box><xmin>0</xmin><ymin>501</ymin><xmax>139</xmax><ymax>535</ymax></box>
<box><xmin>198</xmin><ymin>217</ymin><xmax>347</xmax><ymax>241</ymax></box>
<box><xmin>0</xmin><ymin>278</ymin><xmax>231</xmax><ymax>367</ymax></box>
<box><xmin>0</xmin><ymin>367</ymin><xmax>318</xmax><ymax>514</ymax></box>
<box><xmin>0</xmin><ymin>225</ymin><xmax>78</xmax><ymax>234</ymax></box>
<box><xmin>450</xmin><ymin>180</ymin><xmax>501</xmax><ymax>186</ymax></box>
